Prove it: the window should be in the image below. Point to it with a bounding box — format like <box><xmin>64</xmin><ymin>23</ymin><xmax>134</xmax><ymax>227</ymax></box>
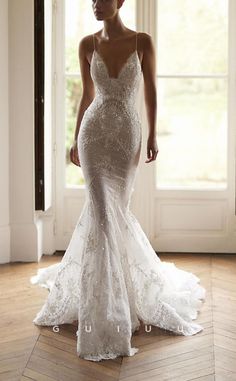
<box><xmin>156</xmin><ymin>0</ymin><xmax>228</xmax><ymax>188</ymax></box>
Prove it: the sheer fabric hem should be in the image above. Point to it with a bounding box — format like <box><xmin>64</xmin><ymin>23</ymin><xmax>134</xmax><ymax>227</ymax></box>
<box><xmin>80</xmin><ymin>347</ymin><xmax>139</xmax><ymax>362</ymax></box>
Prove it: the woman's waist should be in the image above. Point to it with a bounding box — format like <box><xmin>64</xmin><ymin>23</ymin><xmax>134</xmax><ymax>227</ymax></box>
<box><xmin>81</xmin><ymin>100</ymin><xmax>141</xmax><ymax>130</ymax></box>
<box><xmin>88</xmin><ymin>96</ymin><xmax>139</xmax><ymax>114</ymax></box>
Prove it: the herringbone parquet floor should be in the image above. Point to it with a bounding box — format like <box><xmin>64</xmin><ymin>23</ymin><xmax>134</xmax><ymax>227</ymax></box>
<box><xmin>0</xmin><ymin>253</ymin><xmax>235</xmax><ymax>381</ymax></box>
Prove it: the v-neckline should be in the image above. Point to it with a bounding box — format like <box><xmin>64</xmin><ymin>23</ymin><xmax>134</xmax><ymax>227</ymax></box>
<box><xmin>92</xmin><ymin>49</ymin><xmax>140</xmax><ymax>80</ymax></box>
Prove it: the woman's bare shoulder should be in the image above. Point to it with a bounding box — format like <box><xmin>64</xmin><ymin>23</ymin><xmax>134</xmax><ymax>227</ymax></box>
<box><xmin>137</xmin><ymin>32</ymin><xmax>153</xmax><ymax>49</ymax></box>
<box><xmin>79</xmin><ymin>33</ymin><xmax>93</xmax><ymax>50</ymax></box>
<box><xmin>78</xmin><ymin>32</ymin><xmax>100</xmax><ymax>58</ymax></box>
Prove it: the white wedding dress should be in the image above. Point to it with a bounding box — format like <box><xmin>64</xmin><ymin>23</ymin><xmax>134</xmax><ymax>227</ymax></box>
<box><xmin>30</xmin><ymin>32</ymin><xmax>206</xmax><ymax>362</ymax></box>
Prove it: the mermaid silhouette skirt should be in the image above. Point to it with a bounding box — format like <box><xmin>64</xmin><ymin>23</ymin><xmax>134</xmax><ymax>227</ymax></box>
<box><xmin>30</xmin><ymin>45</ymin><xmax>206</xmax><ymax>361</ymax></box>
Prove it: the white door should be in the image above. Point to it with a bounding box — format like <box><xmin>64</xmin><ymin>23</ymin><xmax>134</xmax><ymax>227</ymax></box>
<box><xmin>54</xmin><ymin>0</ymin><xmax>236</xmax><ymax>253</ymax></box>
<box><xmin>133</xmin><ymin>0</ymin><xmax>236</xmax><ymax>253</ymax></box>
<box><xmin>149</xmin><ymin>0</ymin><xmax>236</xmax><ymax>253</ymax></box>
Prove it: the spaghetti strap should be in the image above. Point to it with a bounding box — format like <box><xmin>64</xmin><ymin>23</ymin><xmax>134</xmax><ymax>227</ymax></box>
<box><xmin>93</xmin><ymin>33</ymin><xmax>96</xmax><ymax>51</ymax></box>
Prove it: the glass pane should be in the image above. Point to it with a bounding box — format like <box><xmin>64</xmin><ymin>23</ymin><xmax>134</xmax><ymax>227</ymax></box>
<box><xmin>156</xmin><ymin>77</ymin><xmax>227</xmax><ymax>188</ymax></box>
<box><xmin>157</xmin><ymin>0</ymin><xmax>228</xmax><ymax>75</ymax></box>
<box><xmin>156</xmin><ymin>0</ymin><xmax>228</xmax><ymax>189</ymax></box>
<box><xmin>65</xmin><ymin>0</ymin><xmax>136</xmax><ymax>187</ymax></box>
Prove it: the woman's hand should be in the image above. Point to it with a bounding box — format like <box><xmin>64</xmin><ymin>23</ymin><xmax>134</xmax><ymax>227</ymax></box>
<box><xmin>70</xmin><ymin>140</ymin><xmax>81</xmax><ymax>167</ymax></box>
<box><xmin>145</xmin><ymin>134</ymin><xmax>159</xmax><ymax>163</ymax></box>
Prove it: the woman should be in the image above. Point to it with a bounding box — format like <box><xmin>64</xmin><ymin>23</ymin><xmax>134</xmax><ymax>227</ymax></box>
<box><xmin>31</xmin><ymin>0</ymin><xmax>206</xmax><ymax>362</ymax></box>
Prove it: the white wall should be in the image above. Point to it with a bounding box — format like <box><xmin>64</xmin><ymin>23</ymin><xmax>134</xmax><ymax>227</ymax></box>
<box><xmin>0</xmin><ymin>0</ymin><xmax>10</xmax><ymax>263</ymax></box>
<box><xmin>8</xmin><ymin>0</ymin><xmax>41</xmax><ymax>263</ymax></box>
<box><xmin>0</xmin><ymin>0</ymin><xmax>46</xmax><ymax>264</ymax></box>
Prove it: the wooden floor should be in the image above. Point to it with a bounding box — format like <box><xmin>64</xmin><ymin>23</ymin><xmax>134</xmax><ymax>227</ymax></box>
<box><xmin>0</xmin><ymin>253</ymin><xmax>236</xmax><ymax>381</ymax></box>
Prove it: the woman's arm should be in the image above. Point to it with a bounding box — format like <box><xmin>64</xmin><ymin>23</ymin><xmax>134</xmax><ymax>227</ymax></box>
<box><xmin>70</xmin><ymin>35</ymin><xmax>95</xmax><ymax>166</ymax></box>
<box><xmin>73</xmin><ymin>35</ymin><xmax>95</xmax><ymax>142</ymax></box>
<box><xmin>141</xmin><ymin>32</ymin><xmax>159</xmax><ymax>163</ymax></box>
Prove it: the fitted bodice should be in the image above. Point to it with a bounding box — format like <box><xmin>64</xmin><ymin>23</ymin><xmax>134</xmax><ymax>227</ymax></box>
<box><xmin>90</xmin><ymin>37</ymin><xmax>142</xmax><ymax>104</ymax></box>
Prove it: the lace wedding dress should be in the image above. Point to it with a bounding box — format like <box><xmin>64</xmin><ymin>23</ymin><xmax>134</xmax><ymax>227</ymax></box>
<box><xmin>30</xmin><ymin>32</ymin><xmax>206</xmax><ymax>362</ymax></box>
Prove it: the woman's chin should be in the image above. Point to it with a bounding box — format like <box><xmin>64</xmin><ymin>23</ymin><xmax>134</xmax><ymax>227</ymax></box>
<box><xmin>95</xmin><ymin>14</ymin><xmax>104</xmax><ymax>20</ymax></box>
